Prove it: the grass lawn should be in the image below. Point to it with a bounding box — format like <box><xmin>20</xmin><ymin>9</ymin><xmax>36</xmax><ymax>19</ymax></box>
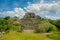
<box><xmin>47</xmin><ymin>33</ymin><xmax>60</xmax><ymax>40</ymax></box>
<box><xmin>0</xmin><ymin>31</ymin><xmax>53</xmax><ymax>40</ymax></box>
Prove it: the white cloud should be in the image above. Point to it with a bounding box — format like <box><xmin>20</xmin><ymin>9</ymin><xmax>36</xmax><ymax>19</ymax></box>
<box><xmin>0</xmin><ymin>8</ymin><xmax>26</xmax><ymax>18</ymax></box>
<box><xmin>45</xmin><ymin>15</ymin><xmax>60</xmax><ymax>20</ymax></box>
<box><xmin>14</xmin><ymin>8</ymin><xmax>26</xmax><ymax>16</ymax></box>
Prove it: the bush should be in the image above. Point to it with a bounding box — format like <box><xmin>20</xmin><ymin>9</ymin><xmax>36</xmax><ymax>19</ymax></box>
<box><xmin>47</xmin><ymin>23</ymin><xmax>58</xmax><ymax>32</ymax></box>
<box><xmin>38</xmin><ymin>22</ymin><xmax>49</xmax><ymax>33</ymax></box>
<box><xmin>38</xmin><ymin>21</ymin><xmax>57</xmax><ymax>33</ymax></box>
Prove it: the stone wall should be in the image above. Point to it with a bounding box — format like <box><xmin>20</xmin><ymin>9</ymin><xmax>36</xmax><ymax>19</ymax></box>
<box><xmin>20</xmin><ymin>12</ymin><xmax>41</xmax><ymax>32</ymax></box>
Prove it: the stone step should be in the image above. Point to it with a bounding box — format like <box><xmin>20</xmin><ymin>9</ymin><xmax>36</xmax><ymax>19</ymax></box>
<box><xmin>22</xmin><ymin>30</ymin><xmax>34</xmax><ymax>33</ymax></box>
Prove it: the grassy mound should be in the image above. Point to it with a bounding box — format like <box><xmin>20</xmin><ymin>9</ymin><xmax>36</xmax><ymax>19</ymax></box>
<box><xmin>0</xmin><ymin>31</ymin><xmax>53</xmax><ymax>40</ymax></box>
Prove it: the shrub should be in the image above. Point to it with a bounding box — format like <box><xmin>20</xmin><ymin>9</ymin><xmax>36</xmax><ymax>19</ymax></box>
<box><xmin>47</xmin><ymin>23</ymin><xmax>58</xmax><ymax>32</ymax></box>
<box><xmin>38</xmin><ymin>21</ymin><xmax>57</xmax><ymax>33</ymax></box>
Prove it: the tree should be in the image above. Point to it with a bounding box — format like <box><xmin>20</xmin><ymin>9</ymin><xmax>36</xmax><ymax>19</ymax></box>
<box><xmin>0</xmin><ymin>16</ymin><xmax>21</xmax><ymax>32</ymax></box>
<box><xmin>4</xmin><ymin>16</ymin><xmax>10</xmax><ymax>20</ymax></box>
<box><xmin>36</xmin><ymin>15</ymin><xmax>41</xmax><ymax>19</ymax></box>
<box><xmin>35</xmin><ymin>18</ymin><xmax>58</xmax><ymax>33</ymax></box>
<box><xmin>54</xmin><ymin>19</ymin><xmax>60</xmax><ymax>29</ymax></box>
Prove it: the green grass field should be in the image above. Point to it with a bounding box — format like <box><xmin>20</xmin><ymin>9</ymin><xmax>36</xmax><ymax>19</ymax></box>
<box><xmin>0</xmin><ymin>31</ymin><xmax>53</xmax><ymax>40</ymax></box>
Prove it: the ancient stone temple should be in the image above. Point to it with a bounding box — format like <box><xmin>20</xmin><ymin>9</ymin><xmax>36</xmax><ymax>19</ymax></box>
<box><xmin>20</xmin><ymin>12</ymin><xmax>41</xmax><ymax>33</ymax></box>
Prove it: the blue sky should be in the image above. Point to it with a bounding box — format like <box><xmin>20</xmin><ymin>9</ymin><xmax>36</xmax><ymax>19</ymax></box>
<box><xmin>0</xmin><ymin>0</ymin><xmax>60</xmax><ymax>20</ymax></box>
<box><xmin>0</xmin><ymin>0</ymin><xmax>35</xmax><ymax>11</ymax></box>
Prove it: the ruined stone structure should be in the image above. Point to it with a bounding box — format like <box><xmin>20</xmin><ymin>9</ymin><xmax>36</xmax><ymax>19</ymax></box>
<box><xmin>20</xmin><ymin>12</ymin><xmax>41</xmax><ymax>33</ymax></box>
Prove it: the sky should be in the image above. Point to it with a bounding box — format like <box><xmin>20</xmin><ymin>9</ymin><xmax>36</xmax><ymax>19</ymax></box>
<box><xmin>0</xmin><ymin>0</ymin><xmax>60</xmax><ymax>20</ymax></box>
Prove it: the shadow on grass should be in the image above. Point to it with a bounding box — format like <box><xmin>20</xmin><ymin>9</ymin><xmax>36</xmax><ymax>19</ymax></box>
<box><xmin>47</xmin><ymin>33</ymin><xmax>60</xmax><ymax>40</ymax></box>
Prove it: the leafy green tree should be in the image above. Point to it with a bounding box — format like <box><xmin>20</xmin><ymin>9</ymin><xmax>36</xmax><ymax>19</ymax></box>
<box><xmin>54</xmin><ymin>19</ymin><xmax>60</xmax><ymax>29</ymax></box>
<box><xmin>0</xmin><ymin>16</ymin><xmax>21</xmax><ymax>32</ymax></box>
<box><xmin>4</xmin><ymin>16</ymin><xmax>10</xmax><ymax>20</ymax></box>
<box><xmin>36</xmin><ymin>15</ymin><xmax>41</xmax><ymax>19</ymax></box>
<box><xmin>36</xmin><ymin>18</ymin><xmax>58</xmax><ymax>33</ymax></box>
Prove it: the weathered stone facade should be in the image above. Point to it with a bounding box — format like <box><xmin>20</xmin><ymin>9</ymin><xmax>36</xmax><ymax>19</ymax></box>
<box><xmin>20</xmin><ymin>12</ymin><xmax>41</xmax><ymax>32</ymax></box>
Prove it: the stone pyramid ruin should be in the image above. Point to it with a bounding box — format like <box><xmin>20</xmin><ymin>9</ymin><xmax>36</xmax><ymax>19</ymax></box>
<box><xmin>20</xmin><ymin>12</ymin><xmax>41</xmax><ymax>33</ymax></box>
